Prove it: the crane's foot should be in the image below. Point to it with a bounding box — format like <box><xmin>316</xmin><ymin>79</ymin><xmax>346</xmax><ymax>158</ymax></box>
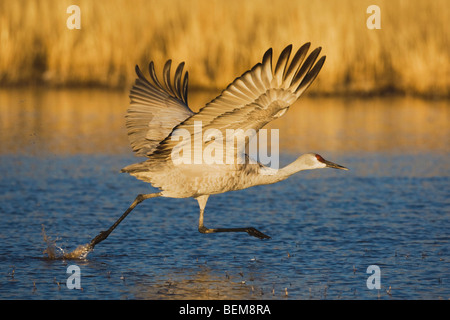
<box><xmin>198</xmin><ymin>225</ymin><xmax>271</xmax><ymax>239</ymax></box>
<box><xmin>89</xmin><ymin>230</ymin><xmax>109</xmax><ymax>249</ymax></box>
<box><xmin>245</xmin><ymin>227</ymin><xmax>271</xmax><ymax>240</ymax></box>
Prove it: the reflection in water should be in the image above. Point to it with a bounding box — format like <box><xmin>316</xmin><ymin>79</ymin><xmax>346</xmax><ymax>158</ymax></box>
<box><xmin>0</xmin><ymin>88</ymin><xmax>448</xmax><ymax>155</ymax></box>
<box><xmin>132</xmin><ymin>265</ymin><xmax>262</xmax><ymax>300</ymax></box>
<box><xmin>267</xmin><ymin>96</ymin><xmax>449</xmax><ymax>154</ymax></box>
<box><xmin>0</xmin><ymin>89</ymin><xmax>448</xmax><ymax>300</ymax></box>
<box><xmin>0</xmin><ymin>88</ymin><xmax>129</xmax><ymax>155</ymax></box>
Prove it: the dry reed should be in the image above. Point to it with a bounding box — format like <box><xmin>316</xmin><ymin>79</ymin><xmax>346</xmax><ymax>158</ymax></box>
<box><xmin>0</xmin><ymin>0</ymin><xmax>448</xmax><ymax>97</ymax></box>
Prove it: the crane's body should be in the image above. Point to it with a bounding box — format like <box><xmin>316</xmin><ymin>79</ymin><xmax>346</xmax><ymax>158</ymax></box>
<box><xmin>87</xmin><ymin>43</ymin><xmax>348</xmax><ymax>250</ymax></box>
<box><xmin>122</xmin><ymin>157</ymin><xmax>283</xmax><ymax>198</ymax></box>
<box><xmin>122</xmin><ymin>153</ymin><xmax>341</xmax><ymax>199</ymax></box>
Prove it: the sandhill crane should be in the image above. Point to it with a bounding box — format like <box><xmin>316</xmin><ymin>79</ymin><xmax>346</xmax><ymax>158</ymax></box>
<box><xmin>88</xmin><ymin>43</ymin><xmax>348</xmax><ymax>251</ymax></box>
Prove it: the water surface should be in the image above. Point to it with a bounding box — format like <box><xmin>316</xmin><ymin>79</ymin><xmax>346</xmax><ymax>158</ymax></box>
<box><xmin>0</xmin><ymin>89</ymin><xmax>448</xmax><ymax>300</ymax></box>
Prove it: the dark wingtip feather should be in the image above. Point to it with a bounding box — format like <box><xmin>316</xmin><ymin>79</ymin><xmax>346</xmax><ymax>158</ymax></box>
<box><xmin>148</xmin><ymin>61</ymin><xmax>165</xmax><ymax>90</ymax></box>
<box><xmin>262</xmin><ymin>48</ymin><xmax>273</xmax><ymax>66</ymax></box>
<box><xmin>133</xmin><ymin>64</ymin><xmax>154</xmax><ymax>90</ymax></box>
<box><xmin>163</xmin><ymin>60</ymin><xmax>177</xmax><ymax>96</ymax></box>
<box><xmin>182</xmin><ymin>71</ymin><xmax>189</xmax><ymax>104</ymax></box>
<box><xmin>173</xmin><ymin>62</ymin><xmax>185</xmax><ymax>101</ymax></box>
<box><xmin>134</xmin><ymin>64</ymin><xmax>145</xmax><ymax>80</ymax></box>
<box><xmin>274</xmin><ymin>44</ymin><xmax>293</xmax><ymax>79</ymax></box>
<box><xmin>307</xmin><ymin>56</ymin><xmax>326</xmax><ymax>81</ymax></box>
<box><xmin>284</xmin><ymin>42</ymin><xmax>311</xmax><ymax>83</ymax></box>
<box><xmin>291</xmin><ymin>46</ymin><xmax>322</xmax><ymax>87</ymax></box>
<box><xmin>295</xmin><ymin>55</ymin><xmax>326</xmax><ymax>95</ymax></box>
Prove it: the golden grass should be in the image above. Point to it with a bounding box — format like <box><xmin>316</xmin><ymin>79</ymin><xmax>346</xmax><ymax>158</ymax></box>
<box><xmin>0</xmin><ymin>0</ymin><xmax>448</xmax><ymax>96</ymax></box>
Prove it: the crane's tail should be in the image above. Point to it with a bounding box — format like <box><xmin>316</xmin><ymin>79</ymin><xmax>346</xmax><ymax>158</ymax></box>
<box><xmin>120</xmin><ymin>161</ymin><xmax>157</xmax><ymax>185</ymax></box>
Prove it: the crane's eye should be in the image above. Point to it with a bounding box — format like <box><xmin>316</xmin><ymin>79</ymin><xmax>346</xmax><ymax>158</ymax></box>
<box><xmin>315</xmin><ymin>154</ymin><xmax>325</xmax><ymax>163</ymax></box>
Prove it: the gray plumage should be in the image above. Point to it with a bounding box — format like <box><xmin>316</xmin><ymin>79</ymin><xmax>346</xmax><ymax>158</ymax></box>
<box><xmin>125</xmin><ymin>60</ymin><xmax>193</xmax><ymax>157</ymax></box>
<box><xmin>121</xmin><ymin>44</ymin><xmax>330</xmax><ymax>195</ymax></box>
<box><xmin>88</xmin><ymin>43</ymin><xmax>347</xmax><ymax>248</ymax></box>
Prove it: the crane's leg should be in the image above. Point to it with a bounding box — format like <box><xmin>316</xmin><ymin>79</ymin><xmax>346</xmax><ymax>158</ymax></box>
<box><xmin>196</xmin><ymin>195</ymin><xmax>271</xmax><ymax>240</ymax></box>
<box><xmin>88</xmin><ymin>192</ymin><xmax>162</xmax><ymax>250</ymax></box>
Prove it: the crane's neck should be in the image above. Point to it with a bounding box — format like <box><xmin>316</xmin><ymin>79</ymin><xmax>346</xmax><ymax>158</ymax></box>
<box><xmin>257</xmin><ymin>155</ymin><xmax>321</xmax><ymax>185</ymax></box>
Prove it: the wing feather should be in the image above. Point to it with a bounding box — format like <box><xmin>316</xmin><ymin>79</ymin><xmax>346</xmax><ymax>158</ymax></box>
<box><xmin>291</xmin><ymin>46</ymin><xmax>322</xmax><ymax>91</ymax></box>
<box><xmin>283</xmin><ymin>42</ymin><xmax>310</xmax><ymax>88</ymax></box>
<box><xmin>125</xmin><ymin>61</ymin><xmax>194</xmax><ymax>156</ymax></box>
<box><xmin>273</xmin><ymin>44</ymin><xmax>292</xmax><ymax>86</ymax></box>
<box><xmin>295</xmin><ymin>55</ymin><xmax>326</xmax><ymax>96</ymax></box>
<box><xmin>146</xmin><ymin>43</ymin><xmax>325</xmax><ymax>164</ymax></box>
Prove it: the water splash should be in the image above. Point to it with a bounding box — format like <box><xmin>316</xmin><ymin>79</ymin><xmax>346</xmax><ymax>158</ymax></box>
<box><xmin>41</xmin><ymin>225</ymin><xmax>92</xmax><ymax>260</ymax></box>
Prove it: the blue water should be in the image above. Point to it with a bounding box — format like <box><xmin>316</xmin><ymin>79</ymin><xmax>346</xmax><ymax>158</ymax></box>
<box><xmin>0</xmin><ymin>152</ymin><xmax>448</xmax><ymax>299</ymax></box>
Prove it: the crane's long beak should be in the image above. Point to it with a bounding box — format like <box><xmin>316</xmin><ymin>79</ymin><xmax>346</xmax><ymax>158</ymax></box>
<box><xmin>323</xmin><ymin>159</ymin><xmax>349</xmax><ymax>171</ymax></box>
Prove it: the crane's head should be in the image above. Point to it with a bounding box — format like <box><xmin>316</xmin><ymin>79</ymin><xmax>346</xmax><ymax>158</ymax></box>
<box><xmin>315</xmin><ymin>154</ymin><xmax>348</xmax><ymax>170</ymax></box>
<box><xmin>298</xmin><ymin>153</ymin><xmax>349</xmax><ymax>171</ymax></box>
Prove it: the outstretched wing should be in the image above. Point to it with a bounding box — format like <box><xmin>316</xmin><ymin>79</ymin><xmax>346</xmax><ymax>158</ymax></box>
<box><xmin>125</xmin><ymin>60</ymin><xmax>194</xmax><ymax>156</ymax></box>
<box><xmin>147</xmin><ymin>43</ymin><xmax>325</xmax><ymax>164</ymax></box>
